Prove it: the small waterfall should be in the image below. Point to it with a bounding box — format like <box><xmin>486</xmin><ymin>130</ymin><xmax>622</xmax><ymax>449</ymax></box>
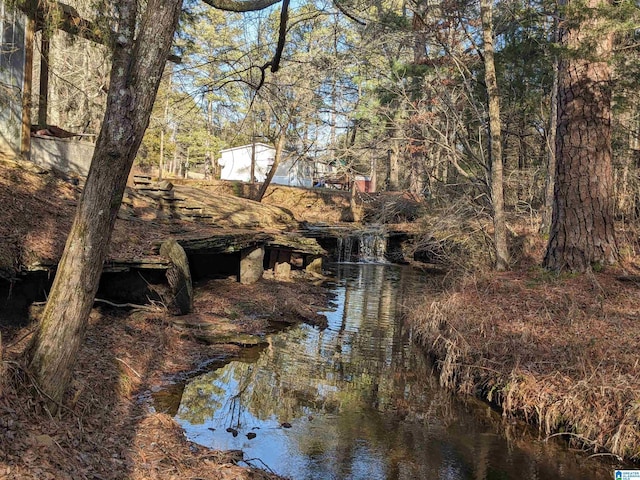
<box><xmin>359</xmin><ymin>230</ymin><xmax>387</xmax><ymax>263</ymax></box>
<box><xmin>337</xmin><ymin>236</ymin><xmax>355</xmax><ymax>263</ymax></box>
<box><xmin>336</xmin><ymin>226</ymin><xmax>387</xmax><ymax>263</ymax></box>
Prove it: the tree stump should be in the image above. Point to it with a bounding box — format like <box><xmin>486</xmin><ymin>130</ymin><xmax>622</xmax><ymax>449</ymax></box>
<box><xmin>160</xmin><ymin>239</ymin><xmax>193</xmax><ymax>314</ymax></box>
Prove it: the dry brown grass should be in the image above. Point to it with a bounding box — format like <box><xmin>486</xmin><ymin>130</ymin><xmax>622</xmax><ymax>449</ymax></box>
<box><xmin>407</xmin><ymin>265</ymin><xmax>640</xmax><ymax>461</ymax></box>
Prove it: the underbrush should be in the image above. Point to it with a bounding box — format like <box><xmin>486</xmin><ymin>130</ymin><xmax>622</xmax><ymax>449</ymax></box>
<box><xmin>405</xmin><ymin>198</ymin><xmax>545</xmax><ymax>272</ymax></box>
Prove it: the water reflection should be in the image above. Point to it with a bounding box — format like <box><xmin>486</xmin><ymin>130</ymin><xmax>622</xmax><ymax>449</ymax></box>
<box><xmin>175</xmin><ymin>264</ymin><xmax>613</xmax><ymax>479</ymax></box>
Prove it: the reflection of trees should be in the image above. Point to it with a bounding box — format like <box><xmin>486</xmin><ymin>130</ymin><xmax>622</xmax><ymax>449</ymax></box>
<box><xmin>178</xmin><ymin>265</ymin><xmax>469</xmax><ymax>477</ymax></box>
<box><xmin>177</xmin><ymin>265</ymin><xmax>612</xmax><ymax>479</ymax></box>
<box><xmin>178</xmin><ymin>371</ymin><xmax>226</xmax><ymax>425</ymax></box>
<box><xmin>261</xmin><ymin>266</ymin><xmax>404</xmax><ymax>418</ymax></box>
<box><xmin>180</xmin><ymin>265</ymin><xmax>416</xmax><ymax>429</ymax></box>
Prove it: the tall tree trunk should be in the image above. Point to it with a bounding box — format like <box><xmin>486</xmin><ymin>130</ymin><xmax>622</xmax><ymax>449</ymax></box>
<box><xmin>158</xmin><ymin>69</ymin><xmax>173</xmax><ymax>181</ymax></box>
<box><xmin>26</xmin><ymin>0</ymin><xmax>183</xmax><ymax>409</ymax></box>
<box><xmin>481</xmin><ymin>0</ymin><xmax>508</xmax><ymax>270</ymax></box>
<box><xmin>387</xmin><ymin>128</ymin><xmax>400</xmax><ymax>191</ymax></box>
<box><xmin>409</xmin><ymin>155</ymin><xmax>425</xmax><ymax>196</ymax></box>
<box><xmin>172</xmin><ymin>142</ymin><xmax>179</xmax><ymax>175</ymax></box>
<box><xmin>347</xmin><ymin>177</ymin><xmax>359</xmax><ymax>222</ymax></box>
<box><xmin>614</xmin><ymin>101</ymin><xmax>639</xmax><ymax>218</ymax></box>
<box><xmin>1</xmin><ymin>330</ymin><xmax>3</xmax><ymax>394</ymax></box>
<box><xmin>370</xmin><ymin>154</ymin><xmax>377</xmax><ymax>193</ymax></box>
<box><xmin>541</xmin><ymin>54</ymin><xmax>559</xmax><ymax>234</ymax></box>
<box><xmin>38</xmin><ymin>29</ymin><xmax>50</xmax><ymax>127</ymax></box>
<box><xmin>206</xmin><ymin>99</ymin><xmax>217</xmax><ymax>179</ymax></box>
<box><xmin>159</xmin><ymin>128</ymin><xmax>165</xmax><ymax>179</ymax></box>
<box><xmin>255</xmin><ymin>131</ymin><xmax>286</xmax><ymax>202</ymax></box>
<box><xmin>543</xmin><ymin>0</ymin><xmax>618</xmax><ymax>271</ymax></box>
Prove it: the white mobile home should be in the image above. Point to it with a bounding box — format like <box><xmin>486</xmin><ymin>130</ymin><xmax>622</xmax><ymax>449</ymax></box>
<box><xmin>272</xmin><ymin>155</ymin><xmax>314</xmax><ymax>188</ymax></box>
<box><xmin>218</xmin><ymin>143</ymin><xmax>274</xmax><ymax>183</ymax></box>
<box><xmin>218</xmin><ymin>143</ymin><xmax>319</xmax><ymax>188</ymax></box>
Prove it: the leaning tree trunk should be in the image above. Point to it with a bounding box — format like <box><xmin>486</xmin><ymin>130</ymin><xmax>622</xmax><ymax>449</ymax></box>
<box><xmin>255</xmin><ymin>131</ymin><xmax>286</xmax><ymax>202</ymax></box>
<box><xmin>481</xmin><ymin>0</ymin><xmax>508</xmax><ymax>271</ymax></box>
<box><xmin>26</xmin><ymin>0</ymin><xmax>183</xmax><ymax>409</ymax></box>
<box><xmin>543</xmin><ymin>0</ymin><xmax>618</xmax><ymax>272</ymax></box>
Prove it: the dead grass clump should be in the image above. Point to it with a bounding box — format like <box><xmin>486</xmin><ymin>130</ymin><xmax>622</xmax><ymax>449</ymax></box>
<box><xmin>408</xmin><ymin>199</ymin><xmax>496</xmax><ymax>270</ymax></box>
<box><xmin>361</xmin><ymin>192</ymin><xmax>427</xmax><ymax>224</ymax></box>
<box><xmin>406</xmin><ymin>268</ymin><xmax>640</xmax><ymax>461</ymax></box>
<box><xmin>503</xmin><ymin>369</ymin><xmax>640</xmax><ymax>460</ymax></box>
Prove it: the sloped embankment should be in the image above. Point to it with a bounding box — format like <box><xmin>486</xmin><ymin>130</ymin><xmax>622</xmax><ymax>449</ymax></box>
<box><xmin>406</xmin><ymin>270</ymin><xmax>640</xmax><ymax>462</ymax></box>
<box><xmin>169</xmin><ymin>178</ymin><xmax>353</xmax><ymax>224</ymax></box>
<box><xmin>0</xmin><ymin>158</ymin><xmax>302</xmax><ymax>279</ymax></box>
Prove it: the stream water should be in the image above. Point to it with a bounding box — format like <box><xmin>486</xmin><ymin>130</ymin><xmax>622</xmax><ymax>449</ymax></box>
<box><xmin>174</xmin><ymin>264</ymin><xmax>614</xmax><ymax>479</ymax></box>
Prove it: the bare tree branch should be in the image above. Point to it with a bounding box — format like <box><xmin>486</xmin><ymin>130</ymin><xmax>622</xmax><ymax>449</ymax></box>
<box><xmin>200</xmin><ymin>0</ymin><xmax>282</xmax><ymax>12</ymax></box>
<box><xmin>333</xmin><ymin>0</ymin><xmax>366</xmax><ymax>26</ymax></box>
<box><xmin>270</xmin><ymin>0</ymin><xmax>290</xmax><ymax>73</ymax></box>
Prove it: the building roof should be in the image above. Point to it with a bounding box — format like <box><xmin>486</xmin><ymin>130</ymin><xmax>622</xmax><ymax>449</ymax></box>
<box><xmin>219</xmin><ymin>143</ymin><xmax>274</xmax><ymax>154</ymax></box>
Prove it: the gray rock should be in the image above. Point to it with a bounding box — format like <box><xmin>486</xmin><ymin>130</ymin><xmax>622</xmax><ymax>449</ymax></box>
<box><xmin>240</xmin><ymin>246</ymin><xmax>264</xmax><ymax>285</ymax></box>
<box><xmin>274</xmin><ymin>261</ymin><xmax>291</xmax><ymax>281</ymax></box>
<box><xmin>160</xmin><ymin>239</ymin><xmax>193</xmax><ymax>314</ymax></box>
<box><xmin>305</xmin><ymin>256</ymin><xmax>323</xmax><ymax>274</ymax></box>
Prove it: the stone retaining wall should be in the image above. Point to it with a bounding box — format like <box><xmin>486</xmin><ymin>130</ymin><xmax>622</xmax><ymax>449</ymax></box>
<box><xmin>30</xmin><ymin>136</ymin><xmax>95</xmax><ymax>177</ymax></box>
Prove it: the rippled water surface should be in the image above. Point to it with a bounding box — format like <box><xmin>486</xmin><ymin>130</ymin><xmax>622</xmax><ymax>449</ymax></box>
<box><xmin>175</xmin><ymin>264</ymin><xmax>614</xmax><ymax>479</ymax></box>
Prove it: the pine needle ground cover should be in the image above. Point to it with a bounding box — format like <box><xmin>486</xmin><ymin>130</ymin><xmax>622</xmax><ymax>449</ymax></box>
<box><xmin>1</xmin><ymin>278</ymin><xmax>327</xmax><ymax>479</ymax></box>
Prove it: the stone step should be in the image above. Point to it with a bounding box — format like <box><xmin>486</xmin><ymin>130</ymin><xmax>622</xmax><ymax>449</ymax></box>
<box><xmin>183</xmin><ymin>213</ymin><xmax>214</xmax><ymax>219</ymax></box>
<box><xmin>161</xmin><ymin>195</ymin><xmax>183</xmax><ymax>202</ymax></box>
<box><xmin>133</xmin><ymin>175</ymin><xmax>152</xmax><ymax>186</ymax></box>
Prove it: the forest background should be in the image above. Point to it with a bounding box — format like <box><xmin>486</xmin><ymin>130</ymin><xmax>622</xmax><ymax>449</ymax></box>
<box><xmin>33</xmin><ymin>0</ymin><xmax>640</xmax><ymax>270</ymax></box>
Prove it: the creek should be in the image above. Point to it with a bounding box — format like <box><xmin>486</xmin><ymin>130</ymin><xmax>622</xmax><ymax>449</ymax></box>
<box><xmin>173</xmin><ymin>263</ymin><xmax>613</xmax><ymax>479</ymax></box>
